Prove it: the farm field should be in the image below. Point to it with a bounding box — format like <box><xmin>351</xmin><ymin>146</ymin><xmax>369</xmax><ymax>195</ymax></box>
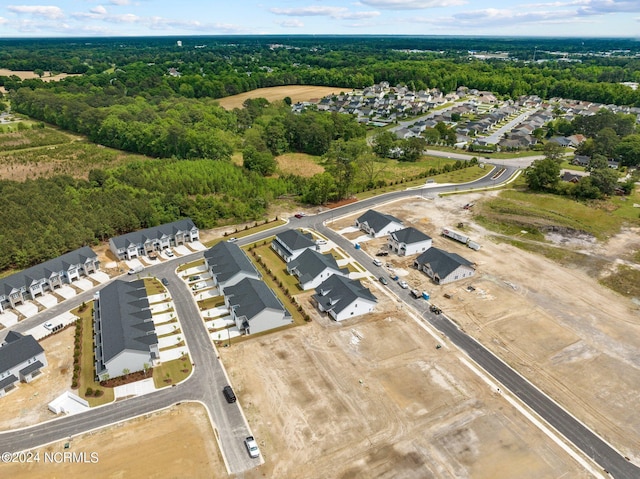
<box><xmin>215</xmin><ymin>85</ymin><xmax>344</xmax><ymax>109</ymax></box>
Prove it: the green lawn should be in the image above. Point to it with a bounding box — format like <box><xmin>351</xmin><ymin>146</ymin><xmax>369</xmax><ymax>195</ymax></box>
<box><xmin>197</xmin><ymin>295</ymin><xmax>225</xmax><ymax>310</ymax></box>
<box><xmin>177</xmin><ymin>259</ymin><xmax>205</xmax><ymax>273</ymax></box>
<box><xmin>73</xmin><ymin>302</ymin><xmax>114</xmax><ymax>407</ymax></box>
<box><xmin>250</xmin><ymin>243</ymin><xmax>302</xmax><ymax>293</ymax></box>
<box><xmin>153</xmin><ymin>356</ymin><xmax>192</xmax><ymax>388</ymax></box>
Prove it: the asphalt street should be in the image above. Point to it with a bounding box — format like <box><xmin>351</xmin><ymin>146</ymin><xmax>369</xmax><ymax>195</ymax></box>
<box><xmin>1</xmin><ymin>164</ymin><xmax>638</xmax><ymax>477</ymax></box>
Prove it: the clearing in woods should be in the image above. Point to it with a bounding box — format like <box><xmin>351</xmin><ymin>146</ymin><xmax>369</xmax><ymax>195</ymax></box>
<box><xmin>215</xmin><ymin>85</ymin><xmax>343</xmax><ymax>109</ymax></box>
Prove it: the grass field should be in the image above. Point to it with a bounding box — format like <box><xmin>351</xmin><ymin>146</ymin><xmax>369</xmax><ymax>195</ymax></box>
<box><xmin>277</xmin><ymin>152</ymin><xmax>325</xmax><ymax>177</ymax></box>
<box><xmin>215</xmin><ymin>85</ymin><xmax>345</xmax><ymax>110</ymax></box>
<box><xmin>475</xmin><ymin>189</ymin><xmax>633</xmax><ymax>241</ymax></box>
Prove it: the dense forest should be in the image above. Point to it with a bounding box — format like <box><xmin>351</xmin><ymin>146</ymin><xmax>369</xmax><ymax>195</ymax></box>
<box><xmin>0</xmin><ymin>36</ymin><xmax>639</xmax><ymax>272</ymax></box>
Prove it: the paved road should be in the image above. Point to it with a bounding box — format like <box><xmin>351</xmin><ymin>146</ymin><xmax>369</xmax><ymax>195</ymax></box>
<box><xmin>481</xmin><ymin>108</ymin><xmax>539</xmax><ymax>145</ymax></box>
<box><xmin>2</xmin><ymin>164</ymin><xmax>638</xmax><ymax>478</ymax></box>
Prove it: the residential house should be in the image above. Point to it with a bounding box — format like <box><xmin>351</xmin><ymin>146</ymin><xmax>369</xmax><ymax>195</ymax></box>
<box><xmin>562</xmin><ymin>171</ymin><xmax>582</xmax><ymax>183</ymax></box>
<box><xmin>573</xmin><ymin>155</ymin><xmax>590</xmax><ymax>167</ymax></box>
<box><xmin>313</xmin><ymin>275</ymin><xmax>377</xmax><ymax>322</ymax></box>
<box><xmin>0</xmin><ymin>332</ymin><xmax>47</xmax><ymax>398</ymax></box>
<box><xmin>109</xmin><ymin>219</ymin><xmax>199</xmax><ymax>260</ymax></box>
<box><xmin>287</xmin><ymin>249</ymin><xmax>349</xmax><ymax>290</ymax></box>
<box><xmin>388</xmin><ymin>227</ymin><xmax>433</xmax><ymax>256</ymax></box>
<box><xmin>355</xmin><ymin>210</ymin><xmax>403</xmax><ymax>238</ymax></box>
<box><xmin>271</xmin><ymin>229</ymin><xmax>318</xmax><ymax>263</ymax></box>
<box><xmin>93</xmin><ymin>280</ymin><xmax>159</xmax><ymax>381</ymax></box>
<box><xmin>224</xmin><ymin>278</ymin><xmax>292</xmax><ymax>335</ymax></box>
<box><xmin>0</xmin><ymin>246</ymin><xmax>99</xmax><ymax>313</ymax></box>
<box><xmin>608</xmin><ymin>160</ymin><xmax>620</xmax><ymax>169</ymax></box>
<box><xmin>204</xmin><ymin>242</ymin><xmax>260</xmax><ymax>294</ymax></box>
<box><xmin>414</xmin><ymin>247</ymin><xmax>475</xmax><ymax>285</ymax></box>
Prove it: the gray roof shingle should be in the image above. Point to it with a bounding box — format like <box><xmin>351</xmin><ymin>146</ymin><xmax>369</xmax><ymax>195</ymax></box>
<box><xmin>356</xmin><ymin>209</ymin><xmax>402</xmax><ymax>233</ymax></box>
<box><xmin>204</xmin><ymin>242</ymin><xmax>259</xmax><ymax>282</ymax></box>
<box><xmin>390</xmin><ymin>227</ymin><xmax>432</xmax><ymax>244</ymax></box>
<box><xmin>110</xmin><ymin>219</ymin><xmax>197</xmax><ymax>250</ymax></box>
<box><xmin>313</xmin><ymin>275</ymin><xmax>377</xmax><ymax>315</ymax></box>
<box><xmin>287</xmin><ymin>250</ymin><xmax>348</xmax><ymax>284</ymax></box>
<box><xmin>414</xmin><ymin>247</ymin><xmax>473</xmax><ymax>278</ymax></box>
<box><xmin>0</xmin><ymin>246</ymin><xmax>97</xmax><ymax>296</ymax></box>
<box><xmin>0</xmin><ymin>332</ymin><xmax>44</xmax><ymax>374</ymax></box>
<box><xmin>225</xmin><ymin>278</ymin><xmax>290</xmax><ymax>321</ymax></box>
<box><xmin>274</xmin><ymin>229</ymin><xmax>316</xmax><ymax>252</ymax></box>
<box><xmin>96</xmin><ymin>280</ymin><xmax>157</xmax><ymax>365</ymax></box>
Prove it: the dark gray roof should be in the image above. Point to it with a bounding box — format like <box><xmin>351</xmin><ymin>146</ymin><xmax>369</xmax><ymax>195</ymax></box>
<box><xmin>19</xmin><ymin>360</ymin><xmax>44</xmax><ymax>376</ymax></box>
<box><xmin>414</xmin><ymin>247</ymin><xmax>474</xmax><ymax>278</ymax></box>
<box><xmin>287</xmin><ymin>250</ymin><xmax>348</xmax><ymax>284</ymax></box>
<box><xmin>110</xmin><ymin>219</ymin><xmax>197</xmax><ymax>249</ymax></box>
<box><xmin>204</xmin><ymin>242</ymin><xmax>259</xmax><ymax>282</ymax></box>
<box><xmin>96</xmin><ymin>280</ymin><xmax>157</xmax><ymax>365</ymax></box>
<box><xmin>274</xmin><ymin>229</ymin><xmax>316</xmax><ymax>252</ymax></box>
<box><xmin>0</xmin><ymin>332</ymin><xmax>44</xmax><ymax>374</ymax></box>
<box><xmin>0</xmin><ymin>246</ymin><xmax>97</xmax><ymax>296</ymax></box>
<box><xmin>390</xmin><ymin>227</ymin><xmax>432</xmax><ymax>245</ymax></box>
<box><xmin>0</xmin><ymin>374</ymin><xmax>18</xmax><ymax>389</ymax></box>
<box><xmin>357</xmin><ymin>209</ymin><xmax>402</xmax><ymax>233</ymax></box>
<box><xmin>225</xmin><ymin>278</ymin><xmax>290</xmax><ymax>321</ymax></box>
<box><xmin>313</xmin><ymin>275</ymin><xmax>377</xmax><ymax>315</ymax></box>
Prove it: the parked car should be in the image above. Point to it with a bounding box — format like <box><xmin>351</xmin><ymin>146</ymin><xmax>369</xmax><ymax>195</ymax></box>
<box><xmin>373</xmin><ymin>259</ymin><xmax>382</xmax><ymax>267</ymax></box>
<box><xmin>228</xmin><ymin>237</ymin><xmax>238</xmax><ymax>243</ymax></box>
<box><xmin>375</xmin><ymin>251</ymin><xmax>389</xmax><ymax>257</ymax></box>
<box><xmin>43</xmin><ymin>322</ymin><xmax>54</xmax><ymax>330</ymax></box>
<box><xmin>128</xmin><ymin>265</ymin><xmax>143</xmax><ymax>275</ymax></box>
<box><xmin>398</xmin><ymin>280</ymin><xmax>409</xmax><ymax>289</ymax></box>
<box><xmin>244</xmin><ymin>436</ymin><xmax>260</xmax><ymax>458</ymax></box>
<box><xmin>161</xmin><ymin>278</ymin><xmax>169</xmax><ymax>286</ymax></box>
<box><xmin>165</xmin><ymin>249</ymin><xmax>175</xmax><ymax>257</ymax></box>
<box><xmin>379</xmin><ymin>276</ymin><xmax>388</xmax><ymax>285</ymax></box>
<box><xmin>430</xmin><ymin>305</ymin><xmax>442</xmax><ymax>315</ymax></box>
<box><xmin>410</xmin><ymin>289</ymin><xmax>421</xmax><ymax>299</ymax></box>
<box><xmin>316</xmin><ymin>239</ymin><xmax>327</xmax><ymax>245</ymax></box>
<box><xmin>222</xmin><ymin>385</ymin><xmax>236</xmax><ymax>403</ymax></box>
<box><xmin>189</xmin><ymin>275</ymin><xmax>201</xmax><ymax>282</ymax></box>
<box><xmin>294</xmin><ymin>213</ymin><xmax>306</xmax><ymax>218</ymax></box>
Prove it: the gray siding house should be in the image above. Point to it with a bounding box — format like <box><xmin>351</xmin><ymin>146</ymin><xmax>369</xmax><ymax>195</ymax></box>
<box><xmin>355</xmin><ymin>209</ymin><xmax>403</xmax><ymax>237</ymax></box>
<box><xmin>109</xmin><ymin>219</ymin><xmax>199</xmax><ymax>260</ymax></box>
<box><xmin>313</xmin><ymin>275</ymin><xmax>377</xmax><ymax>322</ymax></box>
<box><xmin>204</xmin><ymin>242</ymin><xmax>260</xmax><ymax>294</ymax></box>
<box><xmin>414</xmin><ymin>247</ymin><xmax>475</xmax><ymax>285</ymax></box>
<box><xmin>0</xmin><ymin>332</ymin><xmax>47</xmax><ymax>398</ymax></box>
<box><xmin>287</xmin><ymin>249</ymin><xmax>349</xmax><ymax>290</ymax></box>
<box><xmin>388</xmin><ymin>227</ymin><xmax>432</xmax><ymax>256</ymax></box>
<box><xmin>271</xmin><ymin>229</ymin><xmax>318</xmax><ymax>263</ymax></box>
<box><xmin>224</xmin><ymin>278</ymin><xmax>293</xmax><ymax>335</ymax></box>
<box><xmin>94</xmin><ymin>280</ymin><xmax>159</xmax><ymax>381</ymax></box>
<box><xmin>0</xmin><ymin>246</ymin><xmax>99</xmax><ymax>313</ymax></box>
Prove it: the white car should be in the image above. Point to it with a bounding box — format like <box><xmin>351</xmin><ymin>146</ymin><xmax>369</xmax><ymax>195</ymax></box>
<box><xmin>165</xmin><ymin>249</ymin><xmax>175</xmax><ymax>257</ymax></box>
<box><xmin>373</xmin><ymin>259</ymin><xmax>382</xmax><ymax>267</ymax></box>
<box><xmin>316</xmin><ymin>239</ymin><xmax>327</xmax><ymax>245</ymax></box>
<box><xmin>398</xmin><ymin>280</ymin><xmax>409</xmax><ymax>289</ymax></box>
<box><xmin>228</xmin><ymin>237</ymin><xmax>238</xmax><ymax>243</ymax></box>
<box><xmin>43</xmin><ymin>322</ymin><xmax>54</xmax><ymax>330</ymax></box>
<box><xmin>244</xmin><ymin>436</ymin><xmax>260</xmax><ymax>458</ymax></box>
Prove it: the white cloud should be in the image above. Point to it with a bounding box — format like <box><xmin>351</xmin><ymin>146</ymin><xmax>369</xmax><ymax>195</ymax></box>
<box><xmin>90</xmin><ymin>5</ymin><xmax>108</xmax><ymax>15</ymax></box>
<box><xmin>358</xmin><ymin>0</ymin><xmax>466</xmax><ymax>9</ymax></box>
<box><xmin>104</xmin><ymin>13</ymin><xmax>140</xmax><ymax>23</ymax></box>
<box><xmin>577</xmin><ymin>0</ymin><xmax>640</xmax><ymax>15</ymax></box>
<box><xmin>277</xmin><ymin>19</ymin><xmax>305</xmax><ymax>28</ymax></box>
<box><xmin>269</xmin><ymin>6</ymin><xmax>379</xmax><ymax>19</ymax></box>
<box><xmin>109</xmin><ymin>0</ymin><xmax>131</xmax><ymax>5</ymax></box>
<box><xmin>0</xmin><ymin>17</ymin><xmax>8</xmax><ymax>24</ymax></box>
<box><xmin>7</xmin><ymin>5</ymin><xmax>64</xmax><ymax>19</ymax></box>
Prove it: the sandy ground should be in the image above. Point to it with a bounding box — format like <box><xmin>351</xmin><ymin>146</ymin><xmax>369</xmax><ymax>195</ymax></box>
<box><xmin>332</xmin><ymin>192</ymin><xmax>640</xmax><ymax>462</ymax></box>
<box><xmin>3</xmin><ymin>403</ymin><xmax>223</xmax><ymax>479</ymax></box>
<box><xmin>0</xmin><ymin>327</ymin><xmax>76</xmax><ymax>431</ymax></box>
<box><xmin>222</xmin><ymin>293</ymin><xmax>590</xmax><ymax>478</ymax></box>
<box><xmin>215</xmin><ymin>85</ymin><xmax>343</xmax><ymax>110</ymax></box>
<box><xmin>0</xmin><ymin>69</ymin><xmax>79</xmax><ymax>93</ymax></box>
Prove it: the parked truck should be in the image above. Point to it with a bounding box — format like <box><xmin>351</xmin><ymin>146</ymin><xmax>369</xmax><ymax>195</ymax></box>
<box><xmin>442</xmin><ymin>227</ymin><xmax>469</xmax><ymax>244</ymax></box>
<box><xmin>127</xmin><ymin>265</ymin><xmax>144</xmax><ymax>275</ymax></box>
<box><xmin>467</xmin><ymin>240</ymin><xmax>481</xmax><ymax>251</ymax></box>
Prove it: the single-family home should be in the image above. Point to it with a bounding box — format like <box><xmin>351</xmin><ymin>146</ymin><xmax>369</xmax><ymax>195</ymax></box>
<box><xmin>388</xmin><ymin>227</ymin><xmax>433</xmax><ymax>256</ymax></box>
<box><xmin>93</xmin><ymin>280</ymin><xmax>159</xmax><ymax>381</ymax></box>
<box><xmin>573</xmin><ymin>155</ymin><xmax>590</xmax><ymax>167</ymax></box>
<box><xmin>109</xmin><ymin>219</ymin><xmax>199</xmax><ymax>260</ymax></box>
<box><xmin>414</xmin><ymin>247</ymin><xmax>475</xmax><ymax>285</ymax></box>
<box><xmin>355</xmin><ymin>209</ymin><xmax>403</xmax><ymax>238</ymax></box>
<box><xmin>0</xmin><ymin>246</ymin><xmax>99</xmax><ymax>313</ymax></box>
<box><xmin>313</xmin><ymin>275</ymin><xmax>377</xmax><ymax>322</ymax></box>
<box><xmin>224</xmin><ymin>278</ymin><xmax>292</xmax><ymax>335</ymax></box>
<box><xmin>271</xmin><ymin>229</ymin><xmax>318</xmax><ymax>263</ymax></box>
<box><xmin>562</xmin><ymin>171</ymin><xmax>582</xmax><ymax>183</ymax></box>
<box><xmin>204</xmin><ymin>242</ymin><xmax>260</xmax><ymax>294</ymax></box>
<box><xmin>0</xmin><ymin>332</ymin><xmax>47</xmax><ymax>398</ymax></box>
<box><xmin>287</xmin><ymin>249</ymin><xmax>350</xmax><ymax>290</ymax></box>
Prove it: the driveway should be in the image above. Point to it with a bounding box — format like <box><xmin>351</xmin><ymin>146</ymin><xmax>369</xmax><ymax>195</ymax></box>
<box><xmin>56</xmin><ymin>285</ymin><xmax>77</xmax><ymax>300</ymax></box>
<box><xmin>174</xmin><ymin>245</ymin><xmax>191</xmax><ymax>256</ymax></box>
<box><xmin>0</xmin><ymin>310</ymin><xmax>19</xmax><ymax>328</ymax></box>
<box><xmin>35</xmin><ymin>293</ymin><xmax>58</xmax><ymax>309</ymax></box>
<box><xmin>15</xmin><ymin>302</ymin><xmax>39</xmax><ymax>318</ymax></box>
<box><xmin>73</xmin><ymin>278</ymin><xmax>94</xmax><ymax>291</ymax></box>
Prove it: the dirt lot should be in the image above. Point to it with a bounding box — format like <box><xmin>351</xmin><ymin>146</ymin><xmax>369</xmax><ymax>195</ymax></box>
<box><xmin>0</xmin><ymin>327</ymin><xmax>76</xmax><ymax>431</ymax></box>
<box><xmin>330</xmin><ymin>193</ymin><xmax>640</xmax><ymax>463</ymax></box>
<box><xmin>215</xmin><ymin>85</ymin><xmax>343</xmax><ymax>110</ymax></box>
<box><xmin>3</xmin><ymin>403</ymin><xmax>222</xmax><ymax>479</ymax></box>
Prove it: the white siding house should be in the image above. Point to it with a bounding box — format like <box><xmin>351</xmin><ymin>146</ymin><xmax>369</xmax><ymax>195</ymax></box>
<box><xmin>414</xmin><ymin>247</ymin><xmax>475</xmax><ymax>285</ymax></box>
<box><xmin>355</xmin><ymin>210</ymin><xmax>403</xmax><ymax>238</ymax></box>
<box><xmin>271</xmin><ymin>229</ymin><xmax>317</xmax><ymax>263</ymax></box>
<box><xmin>0</xmin><ymin>332</ymin><xmax>47</xmax><ymax>398</ymax></box>
<box><xmin>388</xmin><ymin>227</ymin><xmax>432</xmax><ymax>256</ymax></box>
<box><xmin>287</xmin><ymin>249</ymin><xmax>349</xmax><ymax>291</ymax></box>
<box><xmin>109</xmin><ymin>219</ymin><xmax>199</xmax><ymax>260</ymax></box>
<box><xmin>204</xmin><ymin>241</ymin><xmax>260</xmax><ymax>294</ymax></box>
<box><xmin>313</xmin><ymin>275</ymin><xmax>377</xmax><ymax>322</ymax></box>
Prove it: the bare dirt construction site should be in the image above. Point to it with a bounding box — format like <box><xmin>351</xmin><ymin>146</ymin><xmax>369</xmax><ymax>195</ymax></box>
<box><xmin>3</xmin><ymin>403</ymin><xmax>223</xmax><ymax>479</ymax></box>
<box><xmin>0</xmin><ymin>327</ymin><xmax>75</xmax><ymax>431</ymax></box>
<box><xmin>215</xmin><ymin>85</ymin><xmax>343</xmax><ymax>110</ymax></box>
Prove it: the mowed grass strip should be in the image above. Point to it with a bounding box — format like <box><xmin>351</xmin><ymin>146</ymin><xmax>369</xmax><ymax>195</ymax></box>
<box><xmin>475</xmin><ymin>190</ymin><xmax>627</xmax><ymax>240</ymax></box>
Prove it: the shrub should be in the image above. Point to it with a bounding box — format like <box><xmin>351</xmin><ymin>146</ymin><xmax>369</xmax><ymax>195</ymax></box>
<box><xmin>85</xmin><ymin>387</ymin><xmax>93</xmax><ymax>396</ymax></box>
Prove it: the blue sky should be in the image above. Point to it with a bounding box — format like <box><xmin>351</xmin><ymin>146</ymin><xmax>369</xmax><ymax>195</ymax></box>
<box><xmin>0</xmin><ymin>0</ymin><xmax>638</xmax><ymax>38</ymax></box>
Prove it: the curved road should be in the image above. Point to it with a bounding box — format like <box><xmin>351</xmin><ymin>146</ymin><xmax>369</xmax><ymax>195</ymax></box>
<box><xmin>1</xmin><ymin>165</ymin><xmax>638</xmax><ymax>478</ymax></box>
